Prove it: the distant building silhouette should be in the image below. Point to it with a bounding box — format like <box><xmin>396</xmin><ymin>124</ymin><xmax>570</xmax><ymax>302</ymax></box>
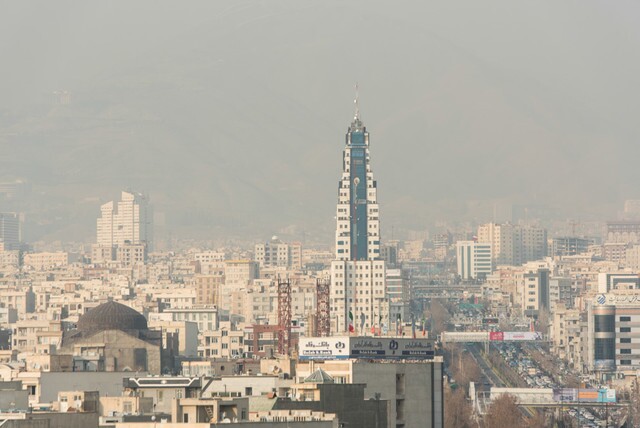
<box><xmin>93</xmin><ymin>191</ymin><xmax>152</xmax><ymax>263</ymax></box>
<box><xmin>0</xmin><ymin>212</ymin><xmax>20</xmax><ymax>251</ymax></box>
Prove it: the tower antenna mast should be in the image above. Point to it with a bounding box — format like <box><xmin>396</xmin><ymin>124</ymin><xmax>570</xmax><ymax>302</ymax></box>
<box><xmin>354</xmin><ymin>82</ymin><xmax>360</xmax><ymax>121</ymax></box>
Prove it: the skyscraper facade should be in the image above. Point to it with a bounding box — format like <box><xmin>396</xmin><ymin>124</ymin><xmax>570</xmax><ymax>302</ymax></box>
<box><xmin>477</xmin><ymin>222</ymin><xmax>546</xmax><ymax>266</ymax></box>
<box><xmin>456</xmin><ymin>240</ymin><xmax>492</xmax><ymax>280</ymax></box>
<box><xmin>96</xmin><ymin>191</ymin><xmax>153</xmax><ymax>250</ymax></box>
<box><xmin>0</xmin><ymin>213</ymin><xmax>20</xmax><ymax>251</ymax></box>
<box><xmin>331</xmin><ymin>108</ymin><xmax>388</xmax><ymax>333</ymax></box>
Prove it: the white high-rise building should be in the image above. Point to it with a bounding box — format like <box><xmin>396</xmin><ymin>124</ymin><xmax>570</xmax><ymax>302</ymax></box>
<box><xmin>330</xmin><ymin>104</ymin><xmax>388</xmax><ymax>333</ymax></box>
<box><xmin>96</xmin><ymin>191</ymin><xmax>152</xmax><ymax>251</ymax></box>
<box><xmin>254</xmin><ymin>236</ymin><xmax>302</xmax><ymax>269</ymax></box>
<box><xmin>456</xmin><ymin>241</ymin><xmax>492</xmax><ymax>280</ymax></box>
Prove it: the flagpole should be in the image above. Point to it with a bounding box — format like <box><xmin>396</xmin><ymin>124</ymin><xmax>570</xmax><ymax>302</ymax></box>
<box><xmin>411</xmin><ymin>312</ymin><xmax>416</xmax><ymax>339</ymax></box>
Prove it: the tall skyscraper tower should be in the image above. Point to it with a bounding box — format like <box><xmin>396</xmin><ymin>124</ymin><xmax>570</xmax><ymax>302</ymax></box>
<box><xmin>331</xmin><ymin>98</ymin><xmax>388</xmax><ymax>333</ymax></box>
<box><xmin>334</xmin><ymin>109</ymin><xmax>380</xmax><ymax>260</ymax></box>
<box><xmin>96</xmin><ymin>191</ymin><xmax>153</xmax><ymax>250</ymax></box>
<box><xmin>0</xmin><ymin>213</ymin><xmax>20</xmax><ymax>251</ymax></box>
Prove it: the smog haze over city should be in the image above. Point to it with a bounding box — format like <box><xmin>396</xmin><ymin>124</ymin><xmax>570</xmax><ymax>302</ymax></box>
<box><xmin>5</xmin><ymin>2</ymin><xmax>640</xmax><ymax>428</ymax></box>
<box><xmin>3</xmin><ymin>1</ymin><xmax>640</xmax><ymax>245</ymax></box>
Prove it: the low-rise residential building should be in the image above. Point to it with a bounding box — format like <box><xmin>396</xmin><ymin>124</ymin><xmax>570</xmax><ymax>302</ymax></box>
<box><xmin>123</xmin><ymin>377</ymin><xmax>202</xmax><ymax>415</ymax></box>
<box><xmin>23</xmin><ymin>252</ymin><xmax>69</xmax><ymax>270</ymax></box>
<box><xmin>162</xmin><ymin>307</ymin><xmax>219</xmax><ymax>333</ymax></box>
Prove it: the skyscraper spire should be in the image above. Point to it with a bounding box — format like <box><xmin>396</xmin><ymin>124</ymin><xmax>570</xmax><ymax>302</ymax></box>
<box><xmin>354</xmin><ymin>82</ymin><xmax>360</xmax><ymax>121</ymax></box>
<box><xmin>350</xmin><ymin>83</ymin><xmax>364</xmax><ymax>132</ymax></box>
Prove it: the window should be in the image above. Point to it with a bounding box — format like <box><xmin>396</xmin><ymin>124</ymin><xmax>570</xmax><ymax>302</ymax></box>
<box><xmin>621</xmin><ymin>338</ymin><xmax>632</xmax><ymax>343</ymax></box>
<box><xmin>620</xmin><ymin>316</ymin><xmax>632</xmax><ymax>322</ymax></box>
<box><xmin>621</xmin><ymin>327</ymin><xmax>631</xmax><ymax>333</ymax></box>
<box><xmin>621</xmin><ymin>360</ymin><xmax>632</xmax><ymax>365</ymax></box>
<box><xmin>621</xmin><ymin>349</ymin><xmax>632</xmax><ymax>354</ymax></box>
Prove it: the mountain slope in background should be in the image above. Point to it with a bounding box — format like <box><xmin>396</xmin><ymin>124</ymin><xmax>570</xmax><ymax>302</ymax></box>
<box><xmin>1</xmin><ymin>1</ymin><xmax>639</xmax><ymax>243</ymax></box>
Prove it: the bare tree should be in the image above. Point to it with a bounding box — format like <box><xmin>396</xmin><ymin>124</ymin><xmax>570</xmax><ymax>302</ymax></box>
<box><xmin>628</xmin><ymin>379</ymin><xmax>640</xmax><ymax>427</ymax></box>
<box><xmin>444</xmin><ymin>344</ymin><xmax>482</xmax><ymax>391</ymax></box>
<box><xmin>429</xmin><ymin>299</ymin><xmax>450</xmax><ymax>337</ymax></box>
<box><xmin>483</xmin><ymin>394</ymin><xmax>523</xmax><ymax>428</ymax></box>
<box><xmin>536</xmin><ymin>307</ymin><xmax>550</xmax><ymax>336</ymax></box>
<box><xmin>524</xmin><ymin>411</ymin><xmax>547</xmax><ymax>428</ymax></box>
<box><xmin>444</xmin><ymin>385</ymin><xmax>474</xmax><ymax>428</ymax></box>
<box><xmin>456</xmin><ymin>352</ymin><xmax>481</xmax><ymax>390</ymax></box>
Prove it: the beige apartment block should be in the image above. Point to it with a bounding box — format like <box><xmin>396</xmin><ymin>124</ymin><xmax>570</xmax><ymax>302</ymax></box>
<box><xmin>194</xmin><ymin>274</ymin><xmax>223</xmax><ymax>306</ymax></box>
<box><xmin>11</xmin><ymin>320</ymin><xmax>62</xmax><ymax>354</ymax></box>
<box><xmin>199</xmin><ymin>321</ymin><xmax>245</xmax><ymax>358</ymax></box>
<box><xmin>0</xmin><ymin>288</ymin><xmax>35</xmax><ymax>318</ymax></box>
<box><xmin>23</xmin><ymin>252</ymin><xmax>68</xmax><ymax>270</ymax></box>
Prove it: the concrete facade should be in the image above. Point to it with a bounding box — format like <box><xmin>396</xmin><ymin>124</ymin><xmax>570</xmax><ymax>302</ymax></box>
<box><xmin>0</xmin><ymin>412</ymin><xmax>98</xmax><ymax>428</ymax></box>
<box><xmin>456</xmin><ymin>241</ymin><xmax>492</xmax><ymax>280</ymax></box>
<box><xmin>275</xmin><ymin>383</ymin><xmax>386</xmax><ymax>428</ymax></box>
<box><xmin>60</xmin><ymin>329</ymin><xmax>162</xmax><ymax>374</ymax></box>
<box><xmin>115</xmin><ymin>421</ymin><xmax>335</xmax><ymax>428</ymax></box>
<box><xmin>27</xmin><ymin>371</ymin><xmax>149</xmax><ymax>404</ymax></box>
<box><xmin>296</xmin><ymin>359</ymin><xmax>443</xmax><ymax>428</ymax></box>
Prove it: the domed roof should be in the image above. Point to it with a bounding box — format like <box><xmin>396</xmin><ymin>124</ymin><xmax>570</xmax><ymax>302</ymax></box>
<box><xmin>77</xmin><ymin>301</ymin><xmax>148</xmax><ymax>333</ymax></box>
<box><xmin>303</xmin><ymin>368</ymin><xmax>334</xmax><ymax>384</ymax></box>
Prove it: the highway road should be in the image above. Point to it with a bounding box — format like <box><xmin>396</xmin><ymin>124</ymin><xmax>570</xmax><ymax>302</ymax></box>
<box><xmin>467</xmin><ymin>343</ymin><xmax>537</xmax><ymax>418</ymax></box>
<box><xmin>467</xmin><ymin>344</ymin><xmax>505</xmax><ymax>388</ymax></box>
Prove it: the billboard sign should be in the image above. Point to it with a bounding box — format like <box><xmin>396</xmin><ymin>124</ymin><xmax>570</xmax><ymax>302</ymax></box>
<box><xmin>489</xmin><ymin>331</ymin><xmax>504</xmax><ymax>341</ymax></box>
<box><xmin>503</xmin><ymin>331</ymin><xmax>543</xmax><ymax>341</ymax></box>
<box><xmin>350</xmin><ymin>338</ymin><xmax>435</xmax><ymax>359</ymax></box>
<box><xmin>594</xmin><ymin>359</ymin><xmax>616</xmax><ymax>371</ymax></box>
<box><xmin>552</xmin><ymin>388</ymin><xmax>616</xmax><ymax>403</ymax></box>
<box><xmin>299</xmin><ymin>337</ymin><xmax>435</xmax><ymax>360</ymax></box>
<box><xmin>596</xmin><ymin>293</ymin><xmax>640</xmax><ymax>306</ymax></box>
<box><xmin>577</xmin><ymin>389</ymin><xmax>599</xmax><ymax>402</ymax></box>
<box><xmin>553</xmin><ymin>388</ymin><xmax>577</xmax><ymax>402</ymax></box>
<box><xmin>442</xmin><ymin>332</ymin><xmax>489</xmax><ymax>343</ymax></box>
<box><xmin>298</xmin><ymin>338</ymin><xmax>350</xmax><ymax>360</ymax></box>
<box><xmin>600</xmin><ymin>388</ymin><xmax>616</xmax><ymax>403</ymax></box>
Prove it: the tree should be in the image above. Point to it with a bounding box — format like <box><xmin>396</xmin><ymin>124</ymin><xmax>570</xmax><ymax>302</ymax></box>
<box><xmin>524</xmin><ymin>411</ymin><xmax>548</xmax><ymax>428</ymax></box>
<box><xmin>536</xmin><ymin>308</ymin><xmax>550</xmax><ymax>336</ymax></box>
<box><xmin>429</xmin><ymin>299</ymin><xmax>450</xmax><ymax>337</ymax></box>
<box><xmin>444</xmin><ymin>344</ymin><xmax>482</xmax><ymax>391</ymax></box>
<box><xmin>444</xmin><ymin>385</ymin><xmax>474</xmax><ymax>428</ymax></box>
<box><xmin>456</xmin><ymin>352</ymin><xmax>481</xmax><ymax>390</ymax></box>
<box><xmin>483</xmin><ymin>394</ymin><xmax>523</xmax><ymax>428</ymax></box>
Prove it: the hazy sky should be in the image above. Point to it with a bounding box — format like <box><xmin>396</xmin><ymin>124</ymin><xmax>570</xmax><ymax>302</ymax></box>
<box><xmin>1</xmin><ymin>1</ymin><xmax>640</xmax><ymax>243</ymax></box>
